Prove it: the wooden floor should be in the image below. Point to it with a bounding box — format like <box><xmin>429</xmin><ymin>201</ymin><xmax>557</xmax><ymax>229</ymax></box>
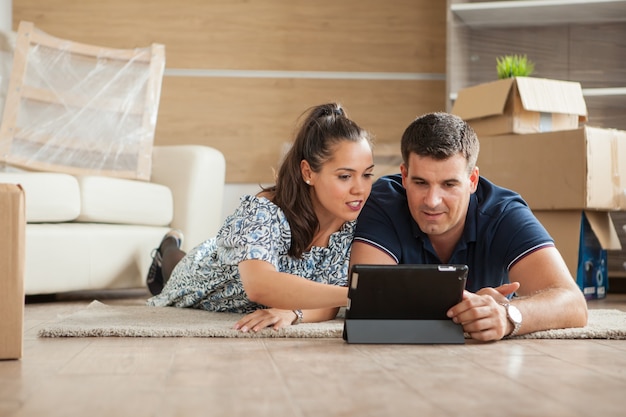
<box><xmin>2</xmin><ymin>290</ymin><xmax>626</xmax><ymax>417</ymax></box>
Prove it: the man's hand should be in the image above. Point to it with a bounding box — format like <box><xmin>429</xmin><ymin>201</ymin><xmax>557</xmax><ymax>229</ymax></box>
<box><xmin>233</xmin><ymin>308</ymin><xmax>296</xmax><ymax>332</ymax></box>
<box><xmin>446</xmin><ymin>282</ymin><xmax>521</xmax><ymax>342</ymax></box>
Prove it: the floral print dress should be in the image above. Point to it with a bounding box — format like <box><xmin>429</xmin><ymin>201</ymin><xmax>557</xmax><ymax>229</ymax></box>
<box><xmin>147</xmin><ymin>195</ymin><xmax>355</xmax><ymax>313</ymax></box>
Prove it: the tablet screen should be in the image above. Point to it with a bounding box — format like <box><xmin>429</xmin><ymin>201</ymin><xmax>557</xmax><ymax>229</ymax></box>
<box><xmin>346</xmin><ymin>264</ymin><xmax>468</xmax><ymax>320</ymax></box>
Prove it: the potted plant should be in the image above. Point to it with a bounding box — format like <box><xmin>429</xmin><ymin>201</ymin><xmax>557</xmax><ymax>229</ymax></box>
<box><xmin>496</xmin><ymin>54</ymin><xmax>535</xmax><ymax>79</ymax></box>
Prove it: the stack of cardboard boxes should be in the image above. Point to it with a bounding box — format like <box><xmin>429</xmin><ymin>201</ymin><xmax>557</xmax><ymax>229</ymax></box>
<box><xmin>453</xmin><ymin>76</ymin><xmax>625</xmax><ymax>299</ymax></box>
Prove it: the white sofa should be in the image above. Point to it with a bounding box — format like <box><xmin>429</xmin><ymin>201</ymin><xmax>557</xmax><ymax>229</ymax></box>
<box><xmin>0</xmin><ymin>145</ymin><xmax>226</xmax><ymax>295</ymax></box>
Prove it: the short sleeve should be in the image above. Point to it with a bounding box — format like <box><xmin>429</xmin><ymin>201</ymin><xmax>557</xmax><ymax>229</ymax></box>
<box><xmin>215</xmin><ymin>195</ymin><xmax>291</xmax><ymax>268</ymax></box>
<box><xmin>489</xmin><ymin>202</ymin><xmax>554</xmax><ymax>270</ymax></box>
<box><xmin>354</xmin><ymin>175</ymin><xmax>412</xmax><ymax>263</ymax></box>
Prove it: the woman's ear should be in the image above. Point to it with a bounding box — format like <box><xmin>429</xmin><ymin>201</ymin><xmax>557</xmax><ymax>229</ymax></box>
<box><xmin>300</xmin><ymin>159</ymin><xmax>313</xmax><ymax>184</ymax></box>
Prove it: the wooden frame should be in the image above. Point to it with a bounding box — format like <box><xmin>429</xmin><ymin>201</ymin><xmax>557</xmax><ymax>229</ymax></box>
<box><xmin>0</xmin><ymin>21</ymin><xmax>165</xmax><ymax>180</ymax></box>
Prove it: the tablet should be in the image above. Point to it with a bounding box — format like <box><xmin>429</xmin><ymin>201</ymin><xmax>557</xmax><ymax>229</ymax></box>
<box><xmin>345</xmin><ymin>264</ymin><xmax>468</xmax><ymax>320</ymax></box>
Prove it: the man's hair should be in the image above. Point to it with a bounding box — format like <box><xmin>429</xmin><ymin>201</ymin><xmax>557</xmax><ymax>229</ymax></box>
<box><xmin>400</xmin><ymin>112</ymin><xmax>479</xmax><ymax>173</ymax></box>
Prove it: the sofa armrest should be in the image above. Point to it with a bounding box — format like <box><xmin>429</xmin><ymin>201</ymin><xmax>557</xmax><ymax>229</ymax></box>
<box><xmin>151</xmin><ymin>145</ymin><xmax>226</xmax><ymax>251</ymax></box>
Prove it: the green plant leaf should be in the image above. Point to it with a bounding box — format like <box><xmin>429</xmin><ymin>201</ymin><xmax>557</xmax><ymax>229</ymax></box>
<box><xmin>496</xmin><ymin>54</ymin><xmax>535</xmax><ymax>79</ymax></box>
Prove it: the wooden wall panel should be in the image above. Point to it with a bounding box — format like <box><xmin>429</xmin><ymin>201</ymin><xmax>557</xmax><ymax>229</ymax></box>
<box><xmin>13</xmin><ymin>0</ymin><xmax>447</xmax><ymax>182</ymax></box>
<box><xmin>13</xmin><ymin>0</ymin><xmax>446</xmax><ymax>73</ymax></box>
<box><xmin>156</xmin><ymin>77</ymin><xmax>445</xmax><ymax>183</ymax></box>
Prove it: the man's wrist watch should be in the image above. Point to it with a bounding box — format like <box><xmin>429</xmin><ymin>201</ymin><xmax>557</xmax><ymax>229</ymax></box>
<box><xmin>292</xmin><ymin>309</ymin><xmax>303</xmax><ymax>325</ymax></box>
<box><xmin>501</xmin><ymin>302</ymin><xmax>522</xmax><ymax>339</ymax></box>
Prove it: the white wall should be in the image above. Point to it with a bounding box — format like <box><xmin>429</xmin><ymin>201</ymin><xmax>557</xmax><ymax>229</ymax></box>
<box><xmin>0</xmin><ymin>0</ymin><xmax>10</xmax><ymax>33</ymax></box>
<box><xmin>221</xmin><ymin>183</ymin><xmax>268</xmax><ymax>223</ymax></box>
<box><xmin>0</xmin><ymin>0</ymin><xmax>11</xmax><ymax>122</ymax></box>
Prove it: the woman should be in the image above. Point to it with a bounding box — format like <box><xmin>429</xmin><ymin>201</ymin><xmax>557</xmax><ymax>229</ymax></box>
<box><xmin>146</xmin><ymin>102</ymin><xmax>374</xmax><ymax>332</ymax></box>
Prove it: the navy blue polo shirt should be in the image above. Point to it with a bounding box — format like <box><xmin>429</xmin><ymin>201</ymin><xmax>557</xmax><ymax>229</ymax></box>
<box><xmin>354</xmin><ymin>174</ymin><xmax>554</xmax><ymax>292</ymax></box>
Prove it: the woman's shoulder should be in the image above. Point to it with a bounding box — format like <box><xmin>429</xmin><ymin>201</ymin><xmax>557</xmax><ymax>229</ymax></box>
<box><xmin>231</xmin><ymin>194</ymin><xmax>289</xmax><ymax>226</ymax></box>
<box><xmin>238</xmin><ymin>193</ymin><xmax>278</xmax><ymax>211</ymax></box>
<box><xmin>217</xmin><ymin>194</ymin><xmax>291</xmax><ymax>246</ymax></box>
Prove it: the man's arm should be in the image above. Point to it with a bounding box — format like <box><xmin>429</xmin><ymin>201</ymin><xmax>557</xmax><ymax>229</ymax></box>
<box><xmin>447</xmin><ymin>246</ymin><xmax>588</xmax><ymax>341</ymax></box>
<box><xmin>506</xmin><ymin>246</ymin><xmax>588</xmax><ymax>332</ymax></box>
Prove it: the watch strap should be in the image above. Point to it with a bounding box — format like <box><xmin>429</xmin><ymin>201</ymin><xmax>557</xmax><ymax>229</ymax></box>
<box><xmin>501</xmin><ymin>302</ymin><xmax>522</xmax><ymax>339</ymax></box>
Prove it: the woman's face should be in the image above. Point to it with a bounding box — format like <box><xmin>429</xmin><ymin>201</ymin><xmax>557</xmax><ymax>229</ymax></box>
<box><xmin>305</xmin><ymin>138</ymin><xmax>374</xmax><ymax>226</ymax></box>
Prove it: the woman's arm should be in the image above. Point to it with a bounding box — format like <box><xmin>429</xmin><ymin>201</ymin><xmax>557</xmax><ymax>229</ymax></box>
<box><xmin>234</xmin><ymin>307</ymin><xmax>340</xmax><ymax>332</ymax></box>
<box><xmin>238</xmin><ymin>259</ymin><xmax>348</xmax><ymax>309</ymax></box>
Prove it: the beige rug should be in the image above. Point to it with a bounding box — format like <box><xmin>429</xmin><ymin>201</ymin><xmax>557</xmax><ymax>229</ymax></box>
<box><xmin>38</xmin><ymin>301</ymin><xmax>626</xmax><ymax>340</ymax></box>
<box><xmin>38</xmin><ymin>301</ymin><xmax>343</xmax><ymax>338</ymax></box>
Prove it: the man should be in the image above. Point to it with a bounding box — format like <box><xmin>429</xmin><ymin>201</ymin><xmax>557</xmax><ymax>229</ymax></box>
<box><xmin>350</xmin><ymin>112</ymin><xmax>588</xmax><ymax>342</ymax></box>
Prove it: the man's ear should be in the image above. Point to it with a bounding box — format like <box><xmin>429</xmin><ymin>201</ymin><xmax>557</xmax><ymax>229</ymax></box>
<box><xmin>400</xmin><ymin>163</ymin><xmax>409</xmax><ymax>188</ymax></box>
<box><xmin>469</xmin><ymin>166</ymin><xmax>479</xmax><ymax>193</ymax></box>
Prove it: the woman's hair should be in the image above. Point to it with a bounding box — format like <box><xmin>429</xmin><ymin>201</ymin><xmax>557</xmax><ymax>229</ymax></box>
<box><xmin>263</xmin><ymin>102</ymin><xmax>372</xmax><ymax>258</ymax></box>
<box><xmin>400</xmin><ymin>112</ymin><xmax>479</xmax><ymax>173</ymax></box>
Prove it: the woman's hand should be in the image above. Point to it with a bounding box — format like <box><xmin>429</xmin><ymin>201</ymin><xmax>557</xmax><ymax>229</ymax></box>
<box><xmin>233</xmin><ymin>308</ymin><xmax>296</xmax><ymax>332</ymax></box>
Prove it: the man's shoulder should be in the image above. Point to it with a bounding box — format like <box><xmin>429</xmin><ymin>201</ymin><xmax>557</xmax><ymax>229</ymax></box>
<box><xmin>358</xmin><ymin>174</ymin><xmax>410</xmax><ymax>226</ymax></box>
<box><xmin>476</xmin><ymin>176</ymin><xmax>527</xmax><ymax>211</ymax></box>
<box><xmin>371</xmin><ymin>173</ymin><xmax>404</xmax><ymax>197</ymax></box>
<box><xmin>373</xmin><ymin>173</ymin><xmax>402</xmax><ymax>187</ymax></box>
<box><xmin>473</xmin><ymin>177</ymin><xmax>549</xmax><ymax>245</ymax></box>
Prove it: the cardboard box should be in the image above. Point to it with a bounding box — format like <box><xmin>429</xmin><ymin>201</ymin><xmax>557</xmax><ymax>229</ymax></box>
<box><xmin>534</xmin><ymin>210</ymin><xmax>621</xmax><ymax>299</ymax></box>
<box><xmin>452</xmin><ymin>77</ymin><xmax>588</xmax><ymax>137</ymax></box>
<box><xmin>477</xmin><ymin>126</ymin><xmax>626</xmax><ymax>210</ymax></box>
<box><xmin>607</xmin><ymin>211</ymin><xmax>626</xmax><ymax>277</ymax></box>
<box><xmin>0</xmin><ymin>184</ymin><xmax>25</xmax><ymax>360</ymax></box>
<box><xmin>578</xmin><ymin>212</ymin><xmax>609</xmax><ymax>299</ymax></box>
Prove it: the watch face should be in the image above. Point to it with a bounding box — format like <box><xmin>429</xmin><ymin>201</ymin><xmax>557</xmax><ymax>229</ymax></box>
<box><xmin>508</xmin><ymin>305</ymin><xmax>522</xmax><ymax>323</ymax></box>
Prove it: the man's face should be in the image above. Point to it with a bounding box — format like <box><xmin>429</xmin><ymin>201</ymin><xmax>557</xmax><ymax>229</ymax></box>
<box><xmin>400</xmin><ymin>152</ymin><xmax>478</xmax><ymax>242</ymax></box>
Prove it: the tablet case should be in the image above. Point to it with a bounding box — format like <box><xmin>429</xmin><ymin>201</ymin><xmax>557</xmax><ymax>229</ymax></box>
<box><xmin>343</xmin><ymin>264</ymin><xmax>468</xmax><ymax>344</ymax></box>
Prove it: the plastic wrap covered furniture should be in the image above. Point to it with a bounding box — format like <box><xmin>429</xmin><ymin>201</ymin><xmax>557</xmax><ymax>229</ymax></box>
<box><xmin>0</xmin><ymin>21</ymin><xmax>165</xmax><ymax>180</ymax></box>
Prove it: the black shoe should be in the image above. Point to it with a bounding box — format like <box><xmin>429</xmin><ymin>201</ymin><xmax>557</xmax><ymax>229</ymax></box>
<box><xmin>146</xmin><ymin>230</ymin><xmax>183</xmax><ymax>295</ymax></box>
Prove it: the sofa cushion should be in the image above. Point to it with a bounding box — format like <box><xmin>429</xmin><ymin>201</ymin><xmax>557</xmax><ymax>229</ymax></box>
<box><xmin>75</xmin><ymin>175</ymin><xmax>173</xmax><ymax>226</ymax></box>
<box><xmin>25</xmin><ymin>223</ymin><xmax>170</xmax><ymax>294</ymax></box>
<box><xmin>0</xmin><ymin>172</ymin><xmax>81</xmax><ymax>222</ymax></box>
